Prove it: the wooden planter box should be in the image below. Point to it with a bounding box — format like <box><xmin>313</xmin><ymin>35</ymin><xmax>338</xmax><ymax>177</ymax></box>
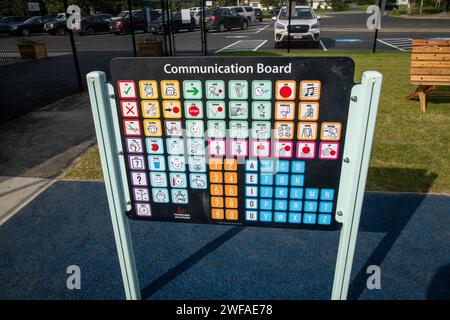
<box><xmin>137</xmin><ymin>40</ymin><xmax>162</xmax><ymax>57</ymax></box>
<box><xmin>18</xmin><ymin>43</ymin><xmax>48</xmax><ymax>60</ymax></box>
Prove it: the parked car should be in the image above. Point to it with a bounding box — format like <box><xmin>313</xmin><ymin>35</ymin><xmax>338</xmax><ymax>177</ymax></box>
<box><xmin>44</xmin><ymin>15</ymin><xmax>110</xmax><ymax>35</ymax></box>
<box><xmin>205</xmin><ymin>8</ymin><xmax>248</xmax><ymax>32</ymax></box>
<box><xmin>0</xmin><ymin>16</ymin><xmax>29</xmax><ymax>33</ymax></box>
<box><xmin>149</xmin><ymin>12</ymin><xmax>195</xmax><ymax>33</ymax></box>
<box><xmin>273</xmin><ymin>5</ymin><xmax>320</xmax><ymax>48</ymax></box>
<box><xmin>385</xmin><ymin>3</ymin><xmax>399</xmax><ymax>11</ymax></box>
<box><xmin>223</xmin><ymin>6</ymin><xmax>255</xmax><ymax>22</ymax></box>
<box><xmin>9</xmin><ymin>16</ymin><xmax>56</xmax><ymax>36</ymax></box>
<box><xmin>254</xmin><ymin>8</ymin><xmax>263</xmax><ymax>22</ymax></box>
<box><xmin>110</xmin><ymin>10</ymin><xmax>158</xmax><ymax>34</ymax></box>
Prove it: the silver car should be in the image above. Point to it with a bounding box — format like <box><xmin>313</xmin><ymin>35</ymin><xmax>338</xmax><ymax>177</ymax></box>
<box><xmin>273</xmin><ymin>5</ymin><xmax>320</xmax><ymax>48</ymax></box>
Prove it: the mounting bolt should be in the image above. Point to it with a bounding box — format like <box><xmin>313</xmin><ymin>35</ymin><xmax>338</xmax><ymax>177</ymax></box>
<box><xmin>118</xmin><ymin>151</ymin><xmax>124</xmax><ymax>156</ymax></box>
<box><xmin>344</xmin><ymin>157</ymin><xmax>350</xmax><ymax>163</ymax></box>
<box><xmin>109</xmin><ymin>94</ymin><xmax>115</xmax><ymax>98</ymax></box>
<box><xmin>337</xmin><ymin>211</ymin><xmax>343</xmax><ymax>216</ymax></box>
<box><xmin>126</xmin><ymin>201</ymin><xmax>131</xmax><ymax>206</ymax></box>
<box><xmin>351</xmin><ymin>96</ymin><xmax>357</xmax><ymax>102</ymax></box>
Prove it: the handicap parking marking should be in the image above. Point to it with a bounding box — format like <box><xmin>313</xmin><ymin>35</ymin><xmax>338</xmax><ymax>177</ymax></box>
<box><xmin>335</xmin><ymin>39</ymin><xmax>364</xmax><ymax>43</ymax></box>
<box><xmin>377</xmin><ymin>38</ymin><xmax>412</xmax><ymax>52</ymax></box>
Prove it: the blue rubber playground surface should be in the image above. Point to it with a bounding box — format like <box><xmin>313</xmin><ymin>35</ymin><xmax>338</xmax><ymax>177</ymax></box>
<box><xmin>0</xmin><ymin>180</ymin><xmax>449</xmax><ymax>300</ymax></box>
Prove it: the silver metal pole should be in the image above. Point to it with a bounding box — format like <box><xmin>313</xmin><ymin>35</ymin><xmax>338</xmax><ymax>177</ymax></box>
<box><xmin>87</xmin><ymin>71</ymin><xmax>141</xmax><ymax>300</ymax></box>
<box><xmin>331</xmin><ymin>71</ymin><xmax>383</xmax><ymax>300</ymax></box>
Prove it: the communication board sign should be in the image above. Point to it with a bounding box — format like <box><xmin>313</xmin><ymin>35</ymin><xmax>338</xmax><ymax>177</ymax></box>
<box><xmin>110</xmin><ymin>57</ymin><xmax>355</xmax><ymax>230</ymax></box>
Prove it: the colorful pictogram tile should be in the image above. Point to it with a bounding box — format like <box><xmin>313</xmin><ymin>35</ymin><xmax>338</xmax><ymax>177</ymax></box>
<box><xmin>148</xmin><ymin>155</ymin><xmax>166</xmax><ymax>171</ymax></box>
<box><xmin>161</xmin><ymin>80</ymin><xmax>180</xmax><ymax>99</ymax></box>
<box><xmin>139</xmin><ymin>80</ymin><xmax>158</xmax><ymax>99</ymax></box>
<box><xmin>230</xmin><ymin>140</ymin><xmax>248</xmax><ymax>157</ymax></box>
<box><xmin>250</xmin><ymin>140</ymin><xmax>270</xmax><ymax>158</ymax></box>
<box><xmin>136</xmin><ymin>203</ymin><xmax>152</xmax><ymax>216</ymax></box>
<box><xmin>299</xmin><ymin>102</ymin><xmax>319</xmax><ymax>121</ymax></box>
<box><xmin>166</xmin><ymin>138</ymin><xmax>185</xmax><ymax>155</ymax></box>
<box><xmin>275</xmin><ymin>101</ymin><xmax>295</xmax><ymax>120</ymax></box>
<box><xmin>126</xmin><ymin>138</ymin><xmax>144</xmax><ymax>153</ymax></box>
<box><xmin>141</xmin><ymin>100</ymin><xmax>160</xmax><ymax>118</ymax></box>
<box><xmin>186</xmin><ymin>120</ymin><xmax>204</xmax><ymax>138</ymax></box>
<box><xmin>143</xmin><ymin>119</ymin><xmax>162</xmax><ymax>137</ymax></box>
<box><xmin>274</xmin><ymin>141</ymin><xmax>294</xmax><ymax>158</ymax></box>
<box><xmin>128</xmin><ymin>155</ymin><xmax>146</xmax><ymax>170</ymax></box>
<box><xmin>205</xmin><ymin>80</ymin><xmax>225</xmax><ymax>99</ymax></box>
<box><xmin>188</xmin><ymin>156</ymin><xmax>206</xmax><ymax>172</ymax></box>
<box><xmin>298</xmin><ymin>122</ymin><xmax>318</xmax><ymax>140</ymax></box>
<box><xmin>229</xmin><ymin>121</ymin><xmax>249</xmax><ymax>138</ymax></box>
<box><xmin>252</xmin><ymin>80</ymin><xmax>272</xmax><ymax>100</ymax></box>
<box><xmin>152</xmin><ymin>188</ymin><xmax>169</xmax><ymax>203</ymax></box>
<box><xmin>275</xmin><ymin>80</ymin><xmax>296</xmax><ymax>100</ymax></box>
<box><xmin>229</xmin><ymin>101</ymin><xmax>248</xmax><ymax>119</ymax></box>
<box><xmin>183</xmin><ymin>80</ymin><xmax>202</xmax><ymax>99</ymax></box>
<box><xmin>120</xmin><ymin>101</ymin><xmax>139</xmax><ymax>118</ymax></box>
<box><xmin>117</xmin><ymin>80</ymin><xmax>136</xmax><ymax>99</ymax></box>
<box><xmin>321</xmin><ymin>122</ymin><xmax>342</xmax><ymax>141</ymax></box>
<box><xmin>165</xmin><ymin>120</ymin><xmax>183</xmax><ymax>136</ymax></box>
<box><xmin>228</xmin><ymin>80</ymin><xmax>248</xmax><ymax>100</ymax></box>
<box><xmin>206</xmin><ymin>101</ymin><xmax>226</xmax><ymax>119</ymax></box>
<box><xmin>274</xmin><ymin>121</ymin><xmax>295</xmax><ymax>140</ymax></box>
<box><xmin>319</xmin><ymin>142</ymin><xmax>339</xmax><ymax>160</ymax></box>
<box><xmin>133</xmin><ymin>187</ymin><xmax>149</xmax><ymax>202</ymax></box>
<box><xmin>171</xmin><ymin>189</ymin><xmax>188</xmax><ymax>204</ymax></box>
<box><xmin>184</xmin><ymin>101</ymin><xmax>203</xmax><ymax>119</ymax></box>
<box><xmin>208</xmin><ymin>139</ymin><xmax>226</xmax><ymax>156</ymax></box>
<box><xmin>169</xmin><ymin>173</ymin><xmax>188</xmax><ymax>188</ymax></box>
<box><xmin>146</xmin><ymin>138</ymin><xmax>164</xmax><ymax>154</ymax></box>
<box><xmin>251</xmin><ymin>121</ymin><xmax>271</xmax><ymax>139</ymax></box>
<box><xmin>168</xmin><ymin>155</ymin><xmax>186</xmax><ymax>172</ymax></box>
<box><xmin>131</xmin><ymin>171</ymin><xmax>148</xmax><ymax>186</ymax></box>
<box><xmin>162</xmin><ymin>100</ymin><xmax>182</xmax><ymax>118</ymax></box>
<box><xmin>300</xmin><ymin>80</ymin><xmax>321</xmax><ymax>100</ymax></box>
<box><xmin>187</xmin><ymin>139</ymin><xmax>205</xmax><ymax>155</ymax></box>
<box><xmin>207</xmin><ymin>120</ymin><xmax>226</xmax><ymax>138</ymax></box>
<box><xmin>123</xmin><ymin>120</ymin><xmax>141</xmax><ymax>136</ymax></box>
<box><xmin>150</xmin><ymin>172</ymin><xmax>168</xmax><ymax>187</ymax></box>
<box><xmin>252</xmin><ymin>101</ymin><xmax>271</xmax><ymax>120</ymax></box>
<box><xmin>296</xmin><ymin>141</ymin><xmax>316</xmax><ymax>159</ymax></box>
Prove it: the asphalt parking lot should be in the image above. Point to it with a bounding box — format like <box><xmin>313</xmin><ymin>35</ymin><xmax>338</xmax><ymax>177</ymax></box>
<box><xmin>3</xmin><ymin>12</ymin><xmax>448</xmax><ymax>55</ymax></box>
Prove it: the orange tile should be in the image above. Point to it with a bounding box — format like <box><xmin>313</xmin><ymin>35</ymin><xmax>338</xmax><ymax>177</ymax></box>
<box><xmin>209</xmin><ymin>158</ymin><xmax>223</xmax><ymax>170</ymax></box>
<box><xmin>225</xmin><ymin>185</ymin><xmax>238</xmax><ymax>196</ymax></box>
<box><xmin>226</xmin><ymin>209</ymin><xmax>238</xmax><ymax>221</ymax></box>
<box><xmin>211</xmin><ymin>197</ymin><xmax>224</xmax><ymax>208</ymax></box>
<box><xmin>212</xmin><ymin>208</ymin><xmax>224</xmax><ymax>219</ymax></box>
<box><xmin>224</xmin><ymin>159</ymin><xmax>238</xmax><ymax>171</ymax></box>
<box><xmin>225</xmin><ymin>197</ymin><xmax>238</xmax><ymax>209</ymax></box>
<box><xmin>224</xmin><ymin>172</ymin><xmax>238</xmax><ymax>184</ymax></box>
<box><xmin>209</xmin><ymin>171</ymin><xmax>223</xmax><ymax>183</ymax></box>
<box><xmin>210</xmin><ymin>184</ymin><xmax>223</xmax><ymax>196</ymax></box>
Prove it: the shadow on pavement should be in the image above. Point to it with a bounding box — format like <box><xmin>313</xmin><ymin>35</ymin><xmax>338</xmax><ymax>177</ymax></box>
<box><xmin>348</xmin><ymin>167</ymin><xmax>437</xmax><ymax>299</ymax></box>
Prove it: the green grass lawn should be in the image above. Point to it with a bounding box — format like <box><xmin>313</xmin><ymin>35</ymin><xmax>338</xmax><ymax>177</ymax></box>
<box><xmin>64</xmin><ymin>51</ymin><xmax>450</xmax><ymax>194</ymax></box>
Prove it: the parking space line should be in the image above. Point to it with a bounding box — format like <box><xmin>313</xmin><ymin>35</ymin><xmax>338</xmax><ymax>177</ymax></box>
<box><xmin>215</xmin><ymin>40</ymin><xmax>242</xmax><ymax>53</ymax></box>
<box><xmin>320</xmin><ymin>40</ymin><xmax>327</xmax><ymax>51</ymax></box>
<box><xmin>377</xmin><ymin>38</ymin><xmax>412</xmax><ymax>52</ymax></box>
<box><xmin>254</xmin><ymin>25</ymin><xmax>269</xmax><ymax>33</ymax></box>
<box><xmin>253</xmin><ymin>40</ymin><xmax>268</xmax><ymax>51</ymax></box>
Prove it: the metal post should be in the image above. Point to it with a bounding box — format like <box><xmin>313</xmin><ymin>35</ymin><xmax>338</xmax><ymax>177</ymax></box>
<box><xmin>287</xmin><ymin>0</ymin><xmax>293</xmax><ymax>53</ymax></box>
<box><xmin>86</xmin><ymin>71</ymin><xmax>141</xmax><ymax>300</ymax></box>
<box><xmin>64</xmin><ymin>0</ymin><xmax>83</xmax><ymax>92</ymax></box>
<box><xmin>331</xmin><ymin>71</ymin><xmax>383</xmax><ymax>300</ymax></box>
<box><xmin>372</xmin><ymin>0</ymin><xmax>382</xmax><ymax>53</ymax></box>
<box><xmin>127</xmin><ymin>0</ymin><xmax>137</xmax><ymax>57</ymax></box>
<box><xmin>201</xmin><ymin>0</ymin><xmax>208</xmax><ymax>55</ymax></box>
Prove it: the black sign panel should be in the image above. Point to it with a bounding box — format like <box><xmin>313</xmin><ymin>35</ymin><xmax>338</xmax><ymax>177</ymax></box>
<box><xmin>110</xmin><ymin>57</ymin><xmax>355</xmax><ymax>230</ymax></box>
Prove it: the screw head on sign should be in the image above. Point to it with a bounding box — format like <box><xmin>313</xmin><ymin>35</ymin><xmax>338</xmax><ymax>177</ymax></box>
<box><xmin>351</xmin><ymin>96</ymin><xmax>358</xmax><ymax>102</ymax></box>
<box><xmin>344</xmin><ymin>157</ymin><xmax>350</xmax><ymax>163</ymax></box>
<box><xmin>337</xmin><ymin>211</ymin><xmax>343</xmax><ymax>216</ymax></box>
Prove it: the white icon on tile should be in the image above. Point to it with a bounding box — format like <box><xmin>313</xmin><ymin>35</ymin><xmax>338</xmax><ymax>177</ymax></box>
<box><xmin>118</xmin><ymin>81</ymin><xmax>136</xmax><ymax>99</ymax></box>
<box><xmin>189</xmin><ymin>156</ymin><xmax>206</xmax><ymax>172</ymax></box>
<box><xmin>133</xmin><ymin>188</ymin><xmax>149</xmax><ymax>201</ymax></box>
<box><xmin>230</xmin><ymin>140</ymin><xmax>248</xmax><ymax>157</ymax></box>
<box><xmin>299</xmin><ymin>102</ymin><xmax>319</xmax><ymax>120</ymax></box>
<box><xmin>136</xmin><ymin>203</ymin><xmax>151</xmax><ymax>216</ymax></box>
<box><xmin>251</xmin><ymin>140</ymin><xmax>270</xmax><ymax>158</ymax></box>
<box><xmin>152</xmin><ymin>188</ymin><xmax>169</xmax><ymax>203</ymax></box>
<box><xmin>274</xmin><ymin>141</ymin><xmax>293</xmax><ymax>158</ymax></box>
<box><xmin>165</xmin><ymin>121</ymin><xmax>182</xmax><ymax>136</ymax></box>
<box><xmin>167</xmin><ymin>138</ymin><xmax>184</xmax><ymax>155</ymax></box>
<box><xmin>126</xmin><ymin>138</ymin><xmax>143</xmax><ymax>153</ymax></box>
<box><xmin>123</xmin><ymin>120</ymin><xmax>140</xmax><ymax>136</ymax></box>
<box><xmin>129</xmin><ymin>155</ymin><xmax>145</xmax><ymax>170</ymax></box>
<box><xmin>131</xmin><ymin>171</ymin><xmax>147</xmax><ymax>186</ymax></box>
<box><xmin>187</xmin><ymin>139</ymin><xmax>205</xmax><ymax>155</ymax></box>
<box><xmin>208</xmin><ymin>140</ymin><xmax>226</xmax><ymax>156</ymax></box>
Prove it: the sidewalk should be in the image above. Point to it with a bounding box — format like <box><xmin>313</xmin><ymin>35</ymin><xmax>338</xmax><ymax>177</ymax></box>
<box><xmin>0</xmin><ymin>180</ymin><xmax>448</xmax><ymax>300</ymax></box>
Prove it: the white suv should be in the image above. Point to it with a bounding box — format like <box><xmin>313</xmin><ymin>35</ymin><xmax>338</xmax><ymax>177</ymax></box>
<box><xmin>223</xmin><ymin>6</ymin><xmax>255</xmax><ymax>22</ymax></box>
<box><xmin>274</xmin><ymin>5</ymin><xmax>320</xmax><ymax>48</ymax></box>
